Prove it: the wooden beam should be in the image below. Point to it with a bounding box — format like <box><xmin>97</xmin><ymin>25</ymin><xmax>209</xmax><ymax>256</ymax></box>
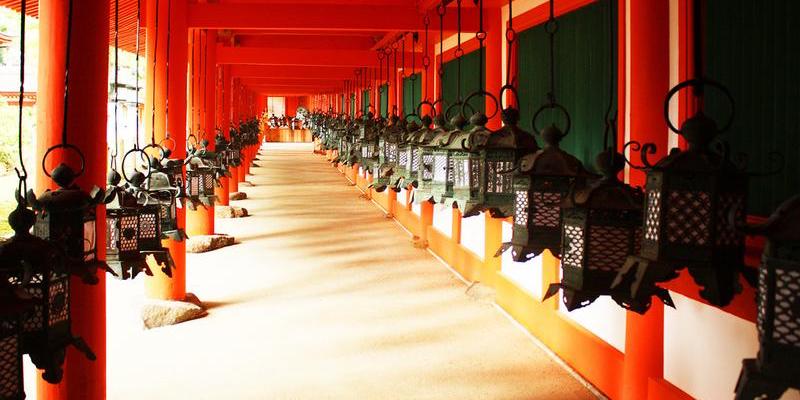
<box><xmin>230</xmin><ymin>65</ymin><xmax>356</xmax><ymax>79</ymax></box>
<box><xmin>187</xmin><ymin>2</ymin><xmax>479</xmax><ymax>31</ymax></box>
<box><xmin>217</xmin><ymin>45</ymin><xmax>418</xmax><ymax>67</ymax></box>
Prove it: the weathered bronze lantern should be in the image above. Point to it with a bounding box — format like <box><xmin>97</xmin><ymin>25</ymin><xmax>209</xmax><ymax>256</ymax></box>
<box><xmin>5</xmin><ymin>190</ymin><xmax>95</xmax><ymax>383</ymax></box>
<box><xmin>430</xmin><ymin>113</ymin><xmax>466</xmax><ymax>204</ymax></box>
<box><xmin>371</xmin><ymin>115</ymin><xmax>404</xmax><ymax>192</ymax></box>
<box><xmin>544</xmin><ymin>150</ymin><xmax>672</xmax><ymax>313</ymax></box>
<box><xmin>414</xmin><ymin>114</ymin><xmax>451</xmax><ymax>204</ymax></box>
<box><xmin>734</xmin><ymin>195</ymin><xmax>800</xmax><ymax>400</ymax></box>
<box><xmin>496</xmin><ymin>125</ymin><xmax>589</xmax><ymax>261</ymax></box>
<box><xmin>0</xmin><ymin>282</ymin><xmax>26</xmax><ymax>400</ymax></box>
<box><xmin>104</xmin><ymin>168</ymin><xmax>149</xmax><ymax>280</ymax></box>
<box><xmin>396</xmin><ymin>114</ymin><xmax>431</xmax><ymax>190</ymax></box>
<box><xmin>185</xmin><ymin>153</ymin><xmax>217</xmax><ymax>209</ymax></box>
<box><xmin>615</xmin><ymin>86</ymin><xmax>749</xmax><ymax>307</ymax></box>
<box><xmin>404</xmin><ymin>113</ymin><xmax>440</xmax><ymax>191</ymax></box>
<box><xmin>27</xmin><ymin>150</ymin><xmax>108</xmax><ymax>285</ymax></box>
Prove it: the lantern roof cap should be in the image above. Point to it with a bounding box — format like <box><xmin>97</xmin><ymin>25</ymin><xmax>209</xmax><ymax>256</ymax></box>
<box><xmin>519</xmin><ymin>145</ymin><xmax>589</xmax><ymax>178</ymax></box>
<box><xmin>488</xmin><ymin>122</ymin><xmax>539</xmax><ymax>152</ymax></box>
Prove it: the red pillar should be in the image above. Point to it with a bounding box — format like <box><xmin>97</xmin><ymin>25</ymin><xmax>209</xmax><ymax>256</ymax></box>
<box><xmin>622</xmin><ymin>1</ymin><xmax>670</xmax><ymax>400</ymax></box>
<box><xmin>186</xmin><ymin>29</ymin><xmax>214</xmax><ymax>236</ymax></box>
<box><xmin>484</xmin><ymin>7</ymin><xmax>502</xmax><ymax>130</ymax></box>
<box><xmin>144</xmin><ymin>0</ymin><xmax>188</xmax><ymax>302</ymax></box>
<box><xmin>35</xmin><ymin>0</ymin><xmax>108</xmax><ymax>398</ymax></box>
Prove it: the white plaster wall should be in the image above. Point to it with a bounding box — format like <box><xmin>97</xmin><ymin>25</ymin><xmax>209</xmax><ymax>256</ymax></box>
<box><xmin>411</xmin><ymin>199</ymin><xmax>421</xmax><ymax>216</ymax></box>
<box><xmin>460</xmin><ymin>213</ymin><xmax>485</xmax><ymax>260</ymax></box>
<box><xmin>559</xmin><ymin>291</ymin><xmax>627</xmax><ymax>353</ymax></box>
<box><xmin>500</xmin><ymin>221</ymin><xmax>544</xmax><ymax>299</ymax></box>
<box><xmin>664</xmin><ymin>293</ymin><xmax>800</xmax><ymax>400</ymax></box>
<box><xmin>432</xmin><ymin>204</ymin><xmax>453</xmax><ymax>238</ymax></box>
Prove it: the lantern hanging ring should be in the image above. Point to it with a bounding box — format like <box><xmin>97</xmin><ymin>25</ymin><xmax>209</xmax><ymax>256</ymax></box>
<box><xmin>416</xmin><ymin>99</ymin><xmax>438</xmax><ymax>118</ymax></box>
<box><xmin>120</xmin><ymin>147</ymin><xmax>154</xmax><ymax>183</ymax></box>
<box><xmin>42</xmin><ymin>143</ymin><xmax>85</xmax><ymax>179</ymax></box>
<box><xmin>444</xmin><ymin>100</ymin><xmax>474</xmax><ymax>121</ymax></box>
<box><xmin>620</xmin><ymin>140</ymin><xmax>657</xmax><ymax>170</ymax></box>
<box><xmin>499</xmin><ymin>84</ymin><xmax>520</xmax><ymax>111</ymax></box>
<box><xmin>461</xmin><ymin>90</ymin><xmax>499</xmax><ymax>120</ymax></box>
<box><xmin>664</xmin><ymin>78</ymin><xmax>735</xmax><ymax>135</ymax></box>
<box><xmin>531</xmin><ymin>102</ymin><xmax>571</xmax><ymax>137</ymax></box>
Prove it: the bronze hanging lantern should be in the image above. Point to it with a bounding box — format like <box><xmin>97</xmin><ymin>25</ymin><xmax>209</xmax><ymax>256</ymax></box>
<box><xmin>614</xmin><ymin>0</ymin><xmax>752</xmax><ymax>308</ymax></box>
<box><xmin>543</xmin><ymin>149</ymin><xmax>673</xmax><ymax>313</ymax></box>
<box><xmin>185</xmin><ymin>137</ymin><xmax>218</xmax><ymax>210</ymax></box>
<box><xmin>27</xmin><ymin>149</ymin><xmax>108</xmax><ymax>285</ymax></box>
<box><xmin>0</xmin><ymin>281</ymin><xmax>27</xmax><ymax>400</ymax></box>
<box><xmin>431</xmin><ymin>111</ymin><xmax>466</xmax><ymax>205</ymax></box>
<box><xmin>104</xmin><ymin>166</ymin><xmax>150</xmax><ymax>280</ymax></box>
<box><xmin>496</xmin><ymin>0</ymin><xmax>590</xmax><ymax>262</ymax></box>
<box><xmin>415</xmin><ymin>113</ymin><xmax>453</xmax><ymax>204</ymax></box>
<box><xmin>371</xmin><ymin>115</ymin><xmax>403</xmax><ymax>192</ymax></box>
<box><xmin>734</xmin><ymin>195</ymin><xmax>800</xmax><ymax>400</ymax></box>
<box><xmin>404</xmin><ymin>113</ymin><xmax>439</xmax><ymax>191</ymax></box>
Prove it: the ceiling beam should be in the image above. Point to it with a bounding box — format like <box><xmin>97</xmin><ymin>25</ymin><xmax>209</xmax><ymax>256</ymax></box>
<box><xmin>217</xmin><ymin>46</ymin><xmax>418</xmax><ymax>67</ymax></box>
<box><xmin>230</xmin><ymin>65</ymin><xmax>357</xmax><ymax>80</ymax></box>
<box><xmin>187</xmin><ymin>3</ymin><xmax>480</xmax><ymax>32</ymax></box>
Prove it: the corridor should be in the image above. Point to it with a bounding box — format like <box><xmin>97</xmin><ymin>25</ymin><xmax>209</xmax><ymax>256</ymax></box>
<box><xmin>104</xmin><ymin>143</ymin><xmax>597</xmax><ymax>400</ymax></box>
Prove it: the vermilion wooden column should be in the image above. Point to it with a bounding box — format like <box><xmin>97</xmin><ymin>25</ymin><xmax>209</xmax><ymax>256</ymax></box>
<box><xmin>484</xmin><ymin>7</ymin><xmax>502</xmax><ymax>130</ymax></box>
<box><xmin>186</xmin><ymin>29</ymin><xmax>214</xmax><ymax>236</ymax></box>
<box><xmin>622</xmin><ymin>1</ymin><xmax>670</xmax><ymax>399</ymax></box>
<box><xmin>35</xmin><ymin>0</ymin><xmax>108</xmax><ymax>398</ymax></box>
<box><xmin>226</xmin><ymin>73</ymin><xmax>239</xmax><ymax>193</ymax></box>
<box><xmin>215</xmin><ymin>64</ymin><xmax>229</xmax><ymax>205</ymax></box>
<box><xmin>144</xmin><ymin>0</ymin><xmax>188</xmax><ymax>302</ymax></box>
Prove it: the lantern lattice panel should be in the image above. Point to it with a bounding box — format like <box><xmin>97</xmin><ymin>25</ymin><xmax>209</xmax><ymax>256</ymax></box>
<box><xmin>412</xmin><ymin>148</ymin><xmax>421</xmax><ymax>174</ymax></box>
<box><xmin>447</xmin><ymin>157</ymin><xmax>455</xmax><ymax>184</ymax></box>
<box><xmin>533</xmin><ymin>193</ymin><xmax>562</xmax><ymax>228</ymax></box>
<box><xmin>47</xmin><ymin>279</ymin><xmax>69</xmax><ymax>326</ymax></box>
<box><xmin>757</xmin><ymin>268</ymin><xmax>768</xmax><ymax>339</ymax></box>
<box><xmin>454</xmin><ymin>160</ymin><xmax>470</xmax><ymax>188</ymax></box>
<box><xmin>202</xmin><ymin>172</ymin><xmax>215</xmax><ymax>194</ymax></box>
<box><xmin>487</xmin><ymin>161</ymin><xmax>514</xmax><ymax>193</ymax></box>
<box><xmin>514</xmin><ymin>191</ymin><xmax>529</xmax><ymax>226</ymax></box>
<box><xmin>388</xmin><ymin>144</ymin><xmax>398</xmax><ymax>163</ymax></box>
<box><xmin>139</xmin><ymin>212</ymin><xmax>158</xmax><ymax>241</ymax></box>
<box><xmin>562</xmin><ymin>225</ymin><xmax>585</xmax><ymax>269</ymax></box>
<box><xmin>666</xmin><ymin>190</ymin><xmax>711</xmax><ymax>245</ymax></box>
<box><xmin>118</xmin><ymin>214</ymin><xmax>138</xmax><ymax>252</ymax></box>
<box><xmin>0</xmin><ymin>336</ymin><xmax>20</xmax><ymax>398</ymax></box>
<box><xmin>189</xmin><ymin>175</ymin><xmax>200</xmax><ymax>196</ymax></box>
<box><xmin>587</xmin><ymin>226</ymin><xmax>635</xmax><ymax>272</ymax></box>
<box><xmin>399</xmin><ymin>149</ymin><xmax>409</xmax><ymax>170</ymax></box>
<box><xmin>433</xmin><ymin>155</ymin><xmax>446</xmax><ymax>182</ymax></box>
<box><xmin>716</xmin><ymin>194</ymin><xmax>745</xmax><ymax>246</ymax></box>
<box><xmin>645</xmin><ymin>191</ymin><xmax>661</xmax><ymax>241</ymax></box>
<box><xmin>772</xmin><ymin>268</ymin><xmax>800</xmax><ymax>346</ymax></box>
<box><xmin>470</xmin><ymin>159</ymin><xmax>481</xmax><ymax>188</ymax></box>
<box><xmin>422</xmin><ymin>154</ymin><xmax>434</xmax><ymax>181</ymax></box>
<box><xmin>21</xmin><ymin>274</ymin><xmax>44</xmax><ymax>332</ymax></box>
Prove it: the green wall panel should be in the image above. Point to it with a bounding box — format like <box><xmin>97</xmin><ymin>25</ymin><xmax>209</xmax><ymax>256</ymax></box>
<box><xmin>362</xmin><ymin>90</ymin><xmax>371</xmax><ymax>115</ymax></box>
<box><xmin>442</xmin><ymin>50</ymin><xmax>485</xmax><ymax>119</ymax></box>
<box><xmin>402</xmin><ymin>73</ymin><xmax>422</xmax><ymax>116</ymax></box>
<box><xmin>379</xmin><ymin>84</ymin><xmax>389</xmax><ymax>118</ymax></box>
<box><xmin>517</xmin><ymin>0</ymin><xmax>615</xmax><ymax>170</ymax></box>
<box><xmin>705</xmin><ymin>0</ymin><xmax>800</xmax><ymax>216</ymax></box>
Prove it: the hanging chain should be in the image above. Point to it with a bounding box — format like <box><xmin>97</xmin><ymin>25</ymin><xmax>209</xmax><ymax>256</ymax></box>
<box><xmin>149</xmin><ymin>0</ymin><xmax>160</xmax><ymax>150</ymax></box>
<box><xmin>438</xmin><ymin>2</ymin><xmax>445</xmax><ymax>99</ymax></box>
<box><xmin>164</xmin><ymin>0</ymin><xmax>172</xmax><ymax>141</ymax></box>
<box><xmin>505</xmin><ymin>0</ymin><xmax>515</xmax><ymax>87</ymax></box>
<box><xmin>422</xmin><ymin>14</ymin><xmax>430</xmax><ymax>101</ymax></box>
<box><xmin>392</xmin><ymin>42</ymin><xmax>398</xmax><ymax>116</ymax></box>
<box><xmin>410</xmin><ymin>32</ymin><xmax>418</xmax><ymax>109</ymax></box>
<box><xmin>14</xmin><ymin>0</ymin><xmax>27</xmax><ymax>194</ymax></box>
<box><xmin>111</xmin><ymin>0</ymin><xmax>119</xmax><ymax>169</ymax></box>
<box><xmin>135</xmin><ymin>0</ymin><xmax>141</xmax><ymax>148</ymax></box>
<box><xmin>603</xmin><ymin>0</ymin><xmax>616</xmax><ymax>150</ymax></box>
<box><xmin>60</xmin><ymin>0</ymin><xmax>75</xmax><ymax>146</ymax></box>
<box><xmin>476</xmin><ymin>0</ymin><xmax>486</xmax><ymax>93</ymax></box>
<box><xmin>545</xmin><ymin>0</ymin><xmax>558</xmax><ymax>106</ymax></box>
<box><xmin>456</xmin><ymin>0</ymin><xmax>463</xmax><ymax>102</ymax></box>
<box><xmin>202</xmin><ymin>30</ymin><xmax>207</xmax><ymax>139</ymax></box>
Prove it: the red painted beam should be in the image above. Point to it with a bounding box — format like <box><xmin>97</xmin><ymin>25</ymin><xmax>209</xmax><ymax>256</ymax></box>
<box><xmin>230</xmin><ymin>65</ymin><xmax>357</xmax><ymax>80</ymax></box>
<box><xmin>235</xmin><ymin>34</ymin><xmax>378</xmax><ymax>51</ymax></box>
<box><xmin>239</xmin><ymin>77</ymin><xmax>344</xmax><ymax>85</ymax></box>
<box><xmin>217</xmin><ymin>45</ymin><xmax>418</xmax><ymax>67</ymax></box>
<box><xmin>187</xmin><ymin>2</ymin><xmax>479</xmax><ymax>32</ymax></box>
